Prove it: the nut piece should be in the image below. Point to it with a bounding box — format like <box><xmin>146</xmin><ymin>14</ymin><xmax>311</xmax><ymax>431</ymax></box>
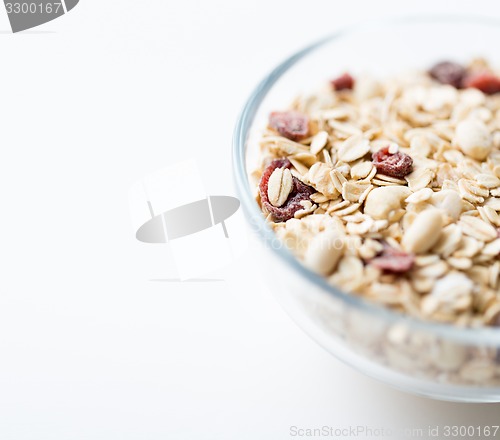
<box><xmin>267</xmin><ymin>167</ymin><xmax>293</xmax><ymax>207</ymax></box>
<box><xmin>430</xmin><ymin>189</ymin><xmax>462</xmax><ymax>220</ymax></box>
<box><xmin>304</xmin><ymin>230</ymin><xmax>345</xmax><ymax>276</ymax></box>
<box><xmin>364</xmin><ymin>186</ymin><xmax>411</xmax><ymax>220</ymax></box>
<box><xmin>422</xmin><ymin>272</ymin><xmax>473</xmax><ymax>316</ymax></box>
<box><xmin>406</xmin><ymin>187</ymin><xmax>433</xmax><ymax>204</ymax></box>
<box><xmin>454</xmin><ymin>119</ymin><xmax>492</xmax><ymax>161</ymax></box>
<box><xmin>402</xmin><ymin>209</ymin><xmax>443</xmax><ymax>254</ymax></box>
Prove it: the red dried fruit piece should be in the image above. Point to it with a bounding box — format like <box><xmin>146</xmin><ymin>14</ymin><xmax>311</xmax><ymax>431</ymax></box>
<box><xmin>370</xmin><ymin>246</ymin><xmax>415</xmax><ymax>274</ymax></box>
<box><xmin>372</xmin><ymin>147</ymin><xmax>413</xmax><ymax>178</ymax></box>
<box><xmin>463</xmin><ymin>72</ymin><xmax>500</xmax><ymax>94</ymax></box>
<box><xmin>331</xmin><ymin>73</ymin><xmax>354</xmax><ymax>91</ymax></box>
<box><xmin>429</xmin><ymin>61</ymin><xmax>465</xmax><ymax>88</ymax></box>
<box><xmin>258</xmin><ymin>158</ymin><xmax>315</xmax><ymax>222</ymax></box>
<box><xmin>268</xmin><ymin>111</ymin><xmax>309</xmax><ymax>141</ymax></box>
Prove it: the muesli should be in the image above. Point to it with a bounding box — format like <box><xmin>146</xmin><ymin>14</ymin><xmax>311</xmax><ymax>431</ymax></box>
<box><xmin>254</xmin><ymin>59</ymin><xmax>500</xmax><ymax>328</ymax></box>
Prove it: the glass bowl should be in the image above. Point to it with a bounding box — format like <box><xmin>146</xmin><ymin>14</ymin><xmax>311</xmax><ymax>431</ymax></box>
<box><xmin>233</xmin><ymin>15</ymin><xmax>500</xmax><ymax>402</ymax></box>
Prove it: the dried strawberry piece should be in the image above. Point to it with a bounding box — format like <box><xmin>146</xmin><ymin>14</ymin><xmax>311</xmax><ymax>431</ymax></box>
<box><xmin>372</xmin><ymin>147</ymin><xmax>413</xmax><ymax>178</ymax></box>
<box><xmin>259</xmin><ymin>158</ymin><xmax>315</xmax><ymax>222</ymax></box>
<box><xmin>268</xmin><ymin>111</ymin><xmax>309</xmax><ymax>141</ymax></box>
<box><xmin>463</xmin><ymin>72</ymin><xmax>500</xmax><ymax>94</ymax></box>
<box><xmin>429</xmin><ymin>61</ymin><xmax>465</xmax><ymax>88</ymax></box>
<box><xmin>370</xmin><ymin>246</ymin><xmax>415</xmax><ymax>274</ymax></box>
<box><xmin>331</xmin><ymin>73</ymin><xmax>354</xmax><ymax>91</ymax></box>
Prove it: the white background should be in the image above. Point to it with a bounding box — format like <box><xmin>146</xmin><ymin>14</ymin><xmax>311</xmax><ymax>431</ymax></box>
<box><xmin>1</xmin><ymin>1</ymin><xmax>500</xmax><ymax>439</ymax></box>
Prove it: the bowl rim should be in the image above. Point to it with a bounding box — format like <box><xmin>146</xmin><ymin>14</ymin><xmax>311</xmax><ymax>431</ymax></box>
<box><xmin>232</xmin><ymin>14</ymin><xmax>500</xmax><ymax>344</ymax></box>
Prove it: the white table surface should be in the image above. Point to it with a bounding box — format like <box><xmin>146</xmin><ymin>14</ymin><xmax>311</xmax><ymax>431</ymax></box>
<box><xmin>0</xmin><ymin>1</ymin><xmax>499</xmax><ymax>439</ymax></box>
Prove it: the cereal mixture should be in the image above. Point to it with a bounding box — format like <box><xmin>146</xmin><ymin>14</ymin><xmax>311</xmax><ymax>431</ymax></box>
<box><xmin>254</xmin><ymin>59</ymin><xmax>500</xmax><ymax>328</ymax></box>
